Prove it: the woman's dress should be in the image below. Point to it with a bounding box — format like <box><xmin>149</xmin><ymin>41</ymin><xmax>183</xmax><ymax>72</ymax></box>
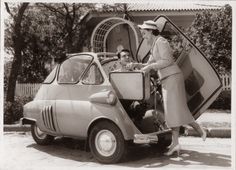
<box><xmin>148</xmin><ymin>36</ymin><xmax>194</xmax><ymax>128</ymax></box>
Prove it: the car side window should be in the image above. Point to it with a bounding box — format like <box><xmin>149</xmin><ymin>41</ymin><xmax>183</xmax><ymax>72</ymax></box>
<box><xmin>161</xmin><ymin>22</ymin><xmax>192</xmax><ymax>61</ymax></box>
<box><xmin>43</xmin><ymin>65</ymin><xmax>58</xmax><ymax>84</ymax></box>
<box><xmin>82</xmin><ymin>64</ymin><xmax>104</xmax><ymax>85</ymax></box>
<box><xmin>58</xmin><ymin>56</ymin><xmax>92</xmax><ymax>84</ymax></box>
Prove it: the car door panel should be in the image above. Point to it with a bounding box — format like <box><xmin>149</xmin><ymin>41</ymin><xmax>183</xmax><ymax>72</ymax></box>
<box><xmin>55</xmin><ymin>84</ymin><xmax>110</xmax><ymax>137</ymax></box>
<box><xmin>136</xmin><ymin>15</ymin><xmax>222</xmax><ymax>119</ymax></box>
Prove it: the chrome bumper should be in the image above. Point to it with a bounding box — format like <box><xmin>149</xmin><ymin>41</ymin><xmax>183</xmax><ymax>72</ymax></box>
<box><xmin>133</xmin><ymin>129</ymin><xmax>172</xmax><ymax>144</ymax></box>
<box><xmin>20</xmin><ymin>117</ymin><xmax>36</xmax><ymax>125</ymax></box>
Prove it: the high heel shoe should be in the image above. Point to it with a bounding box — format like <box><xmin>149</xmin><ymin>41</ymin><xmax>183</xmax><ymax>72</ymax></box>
<box><xmin>164</xmin><ymin>144</ymin><xmax>180</xmax><ymax>156</ymax></box>
<box><xmin>199</xmin><ymin>124</ymin><xmax>207</xmax><ymax>141</ymax></box>
<box><xmin>201</xmin><ymin>128</ymin><xmax>207</xmax><ymax>141</ymax></box>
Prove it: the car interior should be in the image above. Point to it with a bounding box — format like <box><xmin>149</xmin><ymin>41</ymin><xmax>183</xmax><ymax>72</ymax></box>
<box><xmin>99</xmin><ymin>57</ymin><xmax>164</xmax><ymax>133</ymax></box>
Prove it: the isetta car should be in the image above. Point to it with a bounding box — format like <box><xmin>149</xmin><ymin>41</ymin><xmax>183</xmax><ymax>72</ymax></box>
<box><xmin>21</xmin><ymin>16</ymin><xmax>222</xmax><ymax>164</ymax></box>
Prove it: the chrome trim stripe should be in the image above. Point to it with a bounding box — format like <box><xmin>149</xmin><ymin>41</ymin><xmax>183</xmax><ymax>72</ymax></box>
<box><xmin>44</xmin><ymin>106</ymin><xmax>49</xmax><ymax>129</ymax></box>
<box><xmin>41</xmin><ymin>105</ymin><xmax>56</xmax><ymax>132</ymax></box>
<box><xmin>42</xmin><ymin>110</ymin><xmax>46</xmax><ymax>127</ymax></box>
<box><xmin>47</xmin><ymin>106</ymin><xmax>52</xmax><ymax>130</ymax></box>
<box><xmin>50</xmin><ymin>106</ymin><xmax>56</xmax><ymax>131</ymax></box>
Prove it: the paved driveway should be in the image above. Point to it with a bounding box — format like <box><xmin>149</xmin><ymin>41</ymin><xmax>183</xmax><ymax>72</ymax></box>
<box><xmin>2</xmin><ymin>132</ymin><xmax>231</xmax><ymax>169</ymax></box>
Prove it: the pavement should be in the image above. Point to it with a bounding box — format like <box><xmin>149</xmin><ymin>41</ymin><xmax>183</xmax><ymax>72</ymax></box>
<box><xmin>185</xmin><ymin>109</ymin><xmax>231</xmax><ymax>138</ymax></box>
<box><xmin>3</xmin><ymin>109</ymin><xmax>231</xmax><ymax>138</ymax></box>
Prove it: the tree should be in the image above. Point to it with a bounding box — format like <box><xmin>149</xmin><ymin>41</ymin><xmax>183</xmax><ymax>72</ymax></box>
<box><xmin>4</xmin><ymin>3</ymin><xmax>97</xmax><ymax>123</ymax></box>
<box><xmin>101</xmin><ymin>3</ymin><xmax>134</xmax><ymax>20</ymax></box>
<box><xmin>5</xmin><ymin>2</ymin><xmax>29</xmax><ymax>103</ymax></box>
<box><xmin>4</xmin><ymin>3</ymin><xmax>29</xmax><ymax>124</ymax></box>
<box><xmin>20</xmin><ymin>3</ymin><xmax>96</xmax><ymax>81</ymax></box>
<box><xmin>4</xmin><ymin>3</ymin><xmax>96</xmax><ymax>84</ymax></box>
<box><xmin>37</xmin><ymin>3</ymin><xmax>96</xmax><ymax>58</ymax></box>
<box><xmin>186</xmin><ymin>4</ymin><xmax>232</xmax><ymax>74</ymax></box>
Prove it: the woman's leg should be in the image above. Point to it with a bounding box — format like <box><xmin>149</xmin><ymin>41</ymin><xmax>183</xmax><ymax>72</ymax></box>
<box><xmin>164</xmin><ymin>127</ymin><xmax>180</xmax><ymax>156</ymax></box>
<box><xmin>189</xmin><ymin>121</ymin><xmax>207</xmax><ymax>141</ymax></box>
<box><xmin>172</xmin><ymin>127</ymin><xmax>180</xmax><ymax>146</ymax></box>
<box><xmin>168</xmin><ymin>127</ymin><xmax>180</xmax><ymax>149</ymax></box>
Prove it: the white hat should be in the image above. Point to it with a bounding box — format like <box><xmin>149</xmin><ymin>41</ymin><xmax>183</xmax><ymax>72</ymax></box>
<box><xmin>138</xmin><ymin>20</ymin><xmax>160</xmax><ymax>31</ymax></box>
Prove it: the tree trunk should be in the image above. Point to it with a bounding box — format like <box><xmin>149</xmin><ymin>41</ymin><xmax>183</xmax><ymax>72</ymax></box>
<box><xmin>5</xmin><ymin>3</ymin><xmax>29</xmax><ymax>124</ymax></box>
<box><xmin>6</xmin><ymin>44</ymin><xmax>24</xmax><ymax>102</ymax></box>
<box><xmin>6</xmin><ymin>3</ymin><xmax>29</xmax><ymax>103</ymax></box>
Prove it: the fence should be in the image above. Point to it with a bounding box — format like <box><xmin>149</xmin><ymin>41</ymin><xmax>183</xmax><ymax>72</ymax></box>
<box><xmin>15</xmin><ymin>82</ymin><xmax>41</xmax><ymax>97</ymax></box>
<box><xmin>15</xmin><ymin>74</ymin><xmax>231</xmax><ymax>98</ymax></box>
<box><xmin>220</xmin><ymin>74</ymin><xmax>231</xmax><ymax>91</ymax></box>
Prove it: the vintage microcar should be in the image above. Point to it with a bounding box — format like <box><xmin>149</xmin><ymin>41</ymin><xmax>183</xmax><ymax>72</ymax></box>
<box><xmin>21</xmin><ymin>16</ymin><xmax>222</xmax><ymax>164</ymax></box>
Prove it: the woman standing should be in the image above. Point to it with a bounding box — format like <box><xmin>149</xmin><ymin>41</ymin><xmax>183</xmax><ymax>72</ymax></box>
<box><xmin>127</xmin><ymin>20</ymin><xmax>207</xmax><ymax>156</ymax></box>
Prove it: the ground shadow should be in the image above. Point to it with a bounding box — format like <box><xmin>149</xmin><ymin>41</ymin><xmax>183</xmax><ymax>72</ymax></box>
<box><xmin>27</xmin><ymin>138</ymin><xmax>231</xmax><ymax>168</ymax></box>
<box><xmin>121</xmin><ymin>146</ymin><xmax>231</xmax><ymax>168</ymax></box>
<box><xmin>27</xmin><ymin>137</ymin><xmax>95</xmax><ymax>163</ymax></box>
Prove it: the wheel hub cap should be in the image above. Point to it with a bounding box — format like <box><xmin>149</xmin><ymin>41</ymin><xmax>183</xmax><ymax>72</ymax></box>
<box><xmin>35</xmin><ymin>126</ymin><xmax>47</xmax><ymax>139</ymax></box>
<box><xmin>95</xmin><ymin>130</ymin><xmax>117</xmax><ymax>157</ymax></box>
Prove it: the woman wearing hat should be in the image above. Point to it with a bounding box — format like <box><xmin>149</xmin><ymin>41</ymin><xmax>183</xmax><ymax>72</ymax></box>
<box><xmin>127</xmin><ymin>20</ymin><xmax>207</xmax><ymax>156</ymax></box>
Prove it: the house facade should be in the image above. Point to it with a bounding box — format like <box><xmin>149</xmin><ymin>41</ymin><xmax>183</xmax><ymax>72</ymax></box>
<box><xmin>82</xmin><ymin>2</ymin><xmax>223</xmax><ymax>57</ymax></box>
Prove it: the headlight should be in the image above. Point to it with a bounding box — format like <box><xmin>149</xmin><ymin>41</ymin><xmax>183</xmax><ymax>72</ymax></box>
<box><xmin>106</xmin><ymin>91</ymin><xmax>117</xmax><ymax>105</ymax></box>
<box><xmin>89</xmin><ymin>90</ymin><xmax>117</xmax><ymax>105</ymax></box>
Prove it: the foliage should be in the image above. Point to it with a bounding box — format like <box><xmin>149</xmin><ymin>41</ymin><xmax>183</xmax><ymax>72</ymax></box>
<box><xmin>4</xmin><ymin>3</ymin><xmax>97</xmax><ymax>123</ymax></box>
<box><xmin>4</xmin><ymin>61</ymin><xmax>12</xmax><ymax>93</ymax></box>
<box><xmin>209</xmin><ymin>90</ymin><xmax>231</xmax><ymax>110</ymax></box>
<box><xmin>98</xmin><ymin>3</ymin><xmax>126</xmax><ymax>12</ymax></box>
<box><xmin>186</xmin><ymin>4</ymin><xmax>232</xmax><ymax>74</ymax></box>
<box><xmin>5</xmin><ymin>3</ymin><xmax>96</xmax><ymax>83</ymax></box>
<box><xmin>99</xmin><ymin>3</ymin><xmax>134</xmax><ymax>21</ymax></box>
<box><xmin>4</xmin><ymin>96</ymin><xmax>33</xmax><ymax>124</ymax></box>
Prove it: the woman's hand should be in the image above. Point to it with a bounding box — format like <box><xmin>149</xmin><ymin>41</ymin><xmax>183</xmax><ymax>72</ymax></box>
<box><xmin>141</xmin><ymin>65</ymin><xmax>152</xmax><ymax>72</ymax></box>
<box><xmin>126</xmin><ymin>62</ymin><xmax>138</xmax><ymax>70</ymax></box>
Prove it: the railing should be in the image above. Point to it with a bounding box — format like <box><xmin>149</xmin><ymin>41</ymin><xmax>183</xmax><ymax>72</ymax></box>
<box><xmin>15</xmin><ymin>82</ymin><xmax>41</xmax><ymax>97</ymax></box>
<box><xmin>15</xmin><ymin>74</ymin><xmax>231</xmax><ymax>97</ymax></box>
<box><xmin>220</xmin><ymin>74</ymin><xmax>231</xmax><ymax>91</ymax></box>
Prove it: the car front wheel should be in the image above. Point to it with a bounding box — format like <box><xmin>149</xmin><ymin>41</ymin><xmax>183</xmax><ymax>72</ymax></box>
<box><xmin>89</xmin><ymin>121</ymin><xmax>127</xmax><ymax>164</ymax></box>
<box><xmin>31</xmin><ymin>123</ymin><xmax>54</xmax><ymax>145</ymax></box>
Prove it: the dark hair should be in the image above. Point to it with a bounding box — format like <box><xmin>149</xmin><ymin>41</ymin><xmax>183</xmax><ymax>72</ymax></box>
<box><xmin>117</xmin><ymin>49</ymin><xmax>130</xmax><ymax>59</ymax></box>
<box><xmin>152</xmin><ymin>29</ymin><xmax>160</xmax><ymax>36</ymax></box>
<box><xmin>146</xmin><ymin>29</ymin><xmax>160</xmax><ymax>36</ymax></box>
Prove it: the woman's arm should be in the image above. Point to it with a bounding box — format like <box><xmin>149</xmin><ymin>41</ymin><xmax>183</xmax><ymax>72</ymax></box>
<box><xmin>126</xmin><ymin>62</ymin><xmax>147</xmax><ymax>70</ymax></box>
<box><xmin>142</xmin><ymin>38</ymin><xmax>173</xmax><ymax>72</ymax></box>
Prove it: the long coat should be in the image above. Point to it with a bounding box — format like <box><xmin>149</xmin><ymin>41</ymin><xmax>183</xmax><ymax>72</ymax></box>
<box><xmin>147</xmin><ymin>35</ymin><xmax>194</xmax><ymax>128</ymax></box>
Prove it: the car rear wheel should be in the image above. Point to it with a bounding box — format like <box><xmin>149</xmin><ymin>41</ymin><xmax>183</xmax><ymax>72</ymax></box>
<box><xmin>31</xmin><ymin>123</ymin><xmax>54</xmax><ymax>145</ymax></box>
<box><xmin>89</xmin><ymin>121</ymin><xmax>127</xmax><ymax>164</ymax></box>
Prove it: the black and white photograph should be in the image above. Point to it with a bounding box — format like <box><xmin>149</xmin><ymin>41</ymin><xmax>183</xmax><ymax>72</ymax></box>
<box><xmin>0</xmin><ymin>0</ymin><xmax>235</xmax><ymax>169</ymax></box>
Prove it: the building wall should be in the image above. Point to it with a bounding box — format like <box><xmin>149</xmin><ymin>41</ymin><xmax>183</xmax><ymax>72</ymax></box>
<box><xmin>86</xmin><ymin>10</ymin><xmax>210</xmax><ymax>53</ymax></box>
<box><xmin>106</xmin><ymin>24</ymin><xmax>138</xmax><ymax>58</ymax></box>
<box><xmin>103</xmin><ymin>14</ymin><xmax>195</xmax><ymax>57</ymax></box>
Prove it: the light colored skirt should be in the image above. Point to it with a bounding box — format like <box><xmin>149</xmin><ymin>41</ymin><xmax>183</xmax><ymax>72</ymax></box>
<box><xmin>162</xmin><ymin>72</ymin><xmax>194</xmax><ymax>128</ymax></box>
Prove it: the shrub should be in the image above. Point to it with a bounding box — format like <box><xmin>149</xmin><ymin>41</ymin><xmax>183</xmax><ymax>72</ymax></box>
<box><xmin>209</xmin><ymin>90</ymin><xmax>231</xmax><ymax>110</ymax></box>
<box><xmin>4</xmin><ymin>96</ymin><xmax>33</xmax><ymax>124</ymax></box>
<box><xmin>186</xmin><ymin>4</ymin><xmax>232</xmax><ymax>74</ymax></box>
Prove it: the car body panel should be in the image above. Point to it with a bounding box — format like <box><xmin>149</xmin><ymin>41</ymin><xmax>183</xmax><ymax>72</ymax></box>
<box><xmin>24</xmin><ymin>53</ymin><xmax>141</xmax><ymax>140</ymax></box>
<box><xmin>24</xmin><ymin>100</ymin><xmax>59</xmax><ymax>135</ymax></box>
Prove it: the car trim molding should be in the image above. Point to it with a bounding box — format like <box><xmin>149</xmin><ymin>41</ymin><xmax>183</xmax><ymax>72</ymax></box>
<box><xmin>41</xmin><ymin>105</ymin><xmax>56</xmax><ymax>131</ymax></box>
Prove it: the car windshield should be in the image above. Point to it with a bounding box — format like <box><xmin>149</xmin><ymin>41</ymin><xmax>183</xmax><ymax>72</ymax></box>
<box><xmin>58</xmin><ymin>55</ymin><xmax>93</xmax><ymax>83</ymax></box>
